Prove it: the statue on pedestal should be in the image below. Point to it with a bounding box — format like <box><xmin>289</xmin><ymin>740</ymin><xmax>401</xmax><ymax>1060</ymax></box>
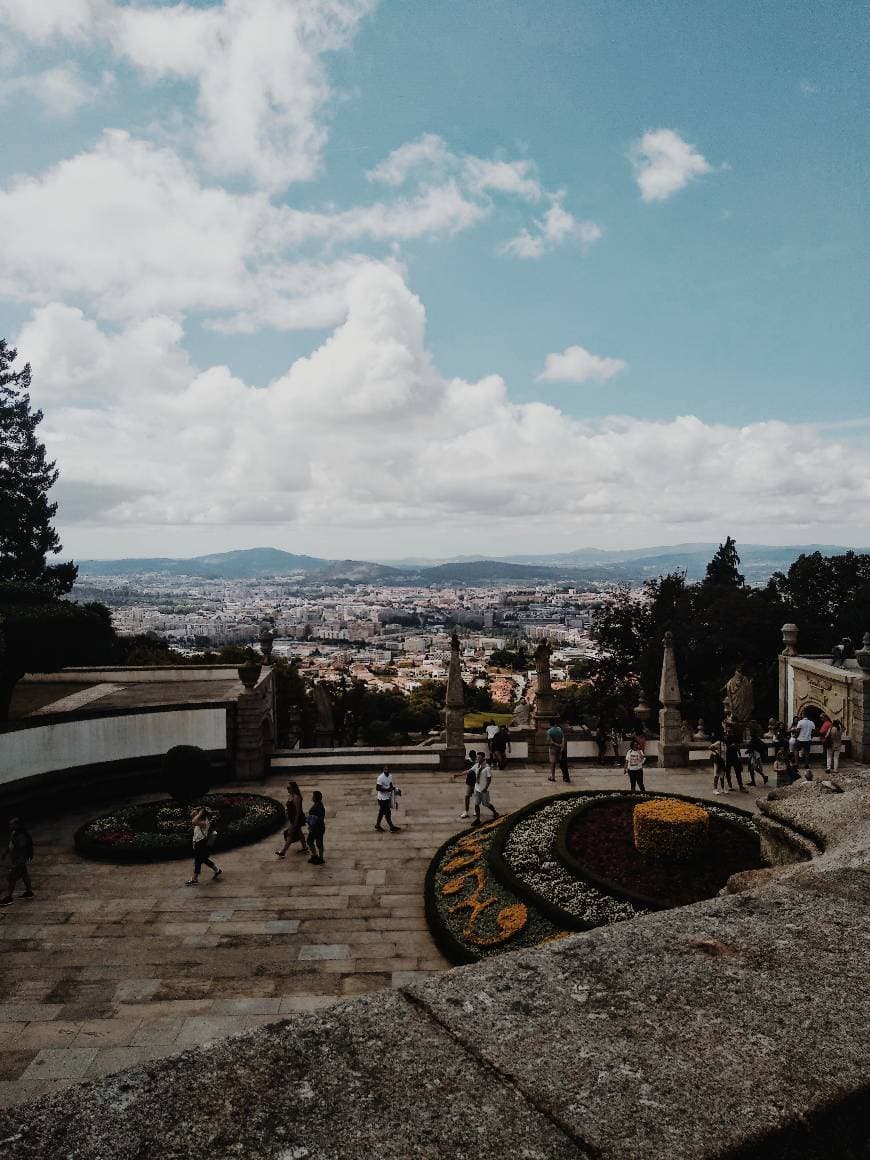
<box><xmin>722</xmin><ymin>664</ymin><xmax>753</xmax><ymax>738</ymax></box>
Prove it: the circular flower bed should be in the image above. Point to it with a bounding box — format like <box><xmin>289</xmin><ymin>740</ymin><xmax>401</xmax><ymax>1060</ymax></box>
<box><xmin>74</xmin><ymin>793</ymin><xmax>285</xmax><ymax>862</ymax></box>
<box><xmin>559</xmin><ymin>795</ymin><xmax>761</xmax><ymax>909</ymax></box>
<box><xmin>425</xmin><ymin>790</ymin><xmax>761</xmax><ymax>964</ymax></box>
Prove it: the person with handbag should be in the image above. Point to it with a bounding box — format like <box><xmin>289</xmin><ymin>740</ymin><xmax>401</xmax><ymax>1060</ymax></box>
<box><xmin>185</xmin><ymin>807</ymin><xmax>222</xmax><ymax>885</ymax></box>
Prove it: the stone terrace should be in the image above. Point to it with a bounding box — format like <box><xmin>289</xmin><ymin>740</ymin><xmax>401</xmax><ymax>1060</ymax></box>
<box><xmin>0</xmin><ymin>763</ymin><xmax>776</xmax><ymax>1109</ymax></box>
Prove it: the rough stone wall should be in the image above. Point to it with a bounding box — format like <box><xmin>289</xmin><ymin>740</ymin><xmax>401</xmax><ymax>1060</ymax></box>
<box><xmin>233</xmin><ymin>668</ymin><xmax>275</xmax><ymax>781</ymax></box>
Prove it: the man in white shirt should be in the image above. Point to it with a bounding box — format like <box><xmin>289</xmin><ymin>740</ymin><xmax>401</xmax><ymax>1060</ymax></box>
<box><xmin>470</xmin><ymin>756</ymin><xmax>499</xmax><ymax>828</ymax></box>
<box><xmin>485</xmin><ymin>720</ymin><xmax>498</xmax><ymax>761</ymax></box>
<box><xmin>794</xmin><ymin>713</ymin><xmax>816</xmax><ymax>771</ymax></box>
<box><xmin>375</xmin><ymin>767</ymin><xmax>401</xmax><ymax>833</ymax></box>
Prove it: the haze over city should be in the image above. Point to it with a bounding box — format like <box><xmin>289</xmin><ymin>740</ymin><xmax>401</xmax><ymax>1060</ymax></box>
<box><xmin>0</xmin><ymin>1</ymin><xmax>867</xmax><ymax>561</ymax></box>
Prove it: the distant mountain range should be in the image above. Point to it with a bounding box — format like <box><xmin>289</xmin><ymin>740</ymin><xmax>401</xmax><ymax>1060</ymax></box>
<box><xmin>75</xmin><ymin>543</ymin><xmax>868</xmax><ymax>587</ymax></box>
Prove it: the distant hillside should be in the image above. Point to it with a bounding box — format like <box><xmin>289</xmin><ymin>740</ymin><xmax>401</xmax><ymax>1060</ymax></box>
<box><xmin>75</xmin><ymin>543</ymin><xmax>869</xmax><ymax>587</ymax></box>
<box><xmin>417</xmin><ymin>560</ymin><xmax>563</xmax><ymax>583</ymax></box>
<box><xmin>77</xmin><ymin>547</ymin><xmax>329</xmax><ymax>579</ymax></box>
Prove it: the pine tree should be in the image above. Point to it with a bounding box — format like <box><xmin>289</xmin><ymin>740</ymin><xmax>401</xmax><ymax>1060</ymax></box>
<box><xmin>0</xmin><ymin>340</ymin><xmax>76</xmax><ymax>592</ymax></box>
<box><xmin>704</xmin><ymin>536</ymin><xmax>744</xmax><ymax>588</ymax></box>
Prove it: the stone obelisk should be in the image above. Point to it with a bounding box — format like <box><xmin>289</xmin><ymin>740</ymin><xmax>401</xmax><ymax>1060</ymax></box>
<box><xmin>444</xmin><ymin>632</ymin><xmax>466</xmax><ymax>770</ymax></box>
<box><xmin>658</xmin><ymin>631</ymin><xmax>688</xmax><ymax>768</ymax></box>
<box><xmin>530</xmin><ymin>640</ymin><xmax>556</xmax><ymax>766</ymax></box>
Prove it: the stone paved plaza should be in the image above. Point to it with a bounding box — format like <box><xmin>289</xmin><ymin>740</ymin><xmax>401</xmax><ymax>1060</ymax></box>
<box><xmin>0</xmin><ymin>762</ymin><xmax>780</xmax><ymax>1109</ymax></box>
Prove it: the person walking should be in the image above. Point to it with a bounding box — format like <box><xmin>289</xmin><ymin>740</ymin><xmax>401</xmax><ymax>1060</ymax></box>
<box><xmin>710</xmin><ymin>739</ymin><xmax>728</xmax><ymax>795</ymax></box>
<box><xmin>374</xmin><ymin>767</ymin><xmax>401</xmax><ymax>833</ymax></box>
<box><xmin>275</xmin><ymin>781</ymin><xmax>307</xmax><ymax>857</ymax></box>
<box><xmin>452</xmin><ymin>751</ymin><xmax>478</xmax><ymax>819</ymax></box>
<box><xmin>306</xmin><ymin>790</ymin><xmax>326</xmax><ymax>864</ymax></box>
<box><xmin>724</xmin><ymin>734</ymin><xmax>748</xmax><ymax>793</ymax></box>
<box><xmin>546</xmin><ymin>720</ymin><xmax>565</xmax><ymax>781</ymax></box>
<box><xmin>826</xmin><ymin>720</ymin><xmax>843</xmax><ymax>773</ymax></box>
<box><xmin>185</xmin><ymin>807</ymin><xmax>222</xmax><ymax>885</ymax></box>
<box><xmin>1</xmin><ymin>818</ymin><xmax>35</xmax><ymax>906</ymax></box>
<box><xmin>624</xmin><ymin>744</ymin><xmax>646</xmax><ymax>793</ymax></box>
<box><xmin>746</xmin><ymin>737</ymin><xmax>768</xmax><ymax>786</ymax></box>
<box><xmin>470</xmin><ymin>755</ymin><xmax>499</xmax><ymax>827</ymax></box>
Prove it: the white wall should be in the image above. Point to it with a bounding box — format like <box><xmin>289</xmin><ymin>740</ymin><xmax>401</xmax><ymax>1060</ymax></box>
<box><xmin>0</xmin><ymin>708</ymin><xmax>227</xmax><ymax>787</ymax></box>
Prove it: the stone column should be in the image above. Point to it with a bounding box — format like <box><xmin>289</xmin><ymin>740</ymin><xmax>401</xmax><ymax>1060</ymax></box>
<box><xmin>658</xmin><ymin>631</ymin><xmax>688</xmax><ymax>768</ymax></box>
<box><xmin>444</xmin><ymin>632</ymin><xmax>466</xmax><ymax>770</ymax></box>
<box><xmin>779</xmin><ymin>623</ymin><xmax>798</xmax><ymax>725</ymax></box>
<box><xmin>530</xmin><ymin>641</ymin><xmax>556</xmax><ymax>765</ymax></box>
<box><xmin>234</xmin><ymin>668</ymin><xmax>275</xmax><ymax>782</ymax></box>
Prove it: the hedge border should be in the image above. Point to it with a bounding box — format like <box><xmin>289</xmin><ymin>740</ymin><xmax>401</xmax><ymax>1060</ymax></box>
<box><xmin>73</xmin><ymin>793</ymin><xmax>286</xmax><ymax>863</ymax></box>
<box><xmin>555</xmin><ymin>792</ymin><xmax>761</xmax><ymax>911</ymax></box>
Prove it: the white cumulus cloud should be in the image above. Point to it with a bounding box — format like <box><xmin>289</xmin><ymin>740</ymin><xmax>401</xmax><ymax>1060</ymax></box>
<box><xmin>536</xmin><ymin>345</ymin><xmax>628</xmax><ymax>384</ymax></box>
<box><xmin>500</xmin><ymin>198</ymin><xmax>602</xmax><ymax>259</ymax></box>
<box><xmin>630</xmin><ymin>128</ymin><xmax>715</xmax><ymax>202</ymax></box>
<box><xmin>16</xmin><ymin>267</ymin><xmax>870</xmax><ymax>549</ymax></box>
<box><xmin>0</xmin><ymin>62</ymin><xmax>112</xmax><ymax>118</ymax></box>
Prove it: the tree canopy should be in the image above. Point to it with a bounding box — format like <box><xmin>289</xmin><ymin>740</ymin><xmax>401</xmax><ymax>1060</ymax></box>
<box><xmin>0</xmin><ymin>340</ymin><xmax>76</xmax><ymax>592</ymax></box>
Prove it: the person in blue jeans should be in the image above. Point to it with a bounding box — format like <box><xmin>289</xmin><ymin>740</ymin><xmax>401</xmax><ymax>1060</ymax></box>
<box><xmin>546</xmin><ymin>720</ymin><xmax>565</xmax><ymax>781</ymax></box>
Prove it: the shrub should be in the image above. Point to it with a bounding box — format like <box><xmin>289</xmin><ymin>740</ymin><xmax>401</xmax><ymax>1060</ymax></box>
<box><xmin>632</xmin><ymin>798</ymin><xmax>710</xmax><ymax>862</ymax></box>
<box><xmin>162</xmin><ymin>745</ymin><xmax>212</xmax><ymax>805</ymax></box>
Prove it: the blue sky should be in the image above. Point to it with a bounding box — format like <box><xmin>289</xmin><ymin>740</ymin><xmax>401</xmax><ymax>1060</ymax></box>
<box><xmin>0</xmin><ymin>0</ymin><xmax>867</xmax><ymax>558</ymax></box>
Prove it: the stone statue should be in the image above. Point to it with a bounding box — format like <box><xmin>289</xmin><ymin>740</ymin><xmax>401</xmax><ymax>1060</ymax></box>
<box><xmin>533</xmin><ymin>641</ymin><xmax>553</xmax><ymax>694</ymax></box>
<box><xmin>723</xmin><ymin>665</ymin><xmax>753</xmax><ymax>730</ymax></box>
<box><xmin>692</xmin><ymin>718</ymin><xmax>709</xmax><ymax>742</ymax></box>
<box><xmin>831</xmin><ymin>637</ymin><xmax>853</xmax><ymax>668</ymax></box>
<box><xmin>510</xmin><ymin>701</ymin><xmax>532</xmax><ymax>730</ymax></box>
<box><xmin>312</xmin><ymin>682</ymin><xmax>335</xmax><ymax>746</ymax></box>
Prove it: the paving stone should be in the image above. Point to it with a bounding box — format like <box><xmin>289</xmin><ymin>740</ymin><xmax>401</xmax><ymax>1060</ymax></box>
<box><xmin>22</xmin><ymin>1048</ymin><xmax>98</xmax><ymax>1082</ymax></box>
<box><xmin>297</xmin><ymin>944</ymin><xmax>349</xmax><ymax>961</ymax></box>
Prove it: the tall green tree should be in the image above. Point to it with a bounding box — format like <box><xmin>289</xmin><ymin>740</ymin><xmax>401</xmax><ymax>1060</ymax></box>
<box><xmin>0</xmin><ymin>341</ymin><xmax>76</xmax><ymax>592</ymax></box>
<box><xmin>704</xmin><ymin>535</ymin><xmax>744</xmax><ymax>588</ymax></box>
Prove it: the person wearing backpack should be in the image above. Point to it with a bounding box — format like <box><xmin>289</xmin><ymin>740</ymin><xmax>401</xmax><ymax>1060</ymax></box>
<box><xmin>1</xmin><ymin>817</ymin><xmax>35</xmax><ymax>906</ymax></box>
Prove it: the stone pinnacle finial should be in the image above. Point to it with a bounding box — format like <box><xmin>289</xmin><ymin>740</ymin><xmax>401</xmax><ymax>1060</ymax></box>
<box><xmin>659</xmin><ymin>632</ymin><xmax>681</xmax><ymax>708</ymax></box>
<box><xmin>446</xmin><ymin>631</ymin><xmax>463</xmax><ymax>708</ymax></box>
<box><xmin>781</xmin><ymin>623</ymin><xmax>798</xmax><ymax>657</ymax></box>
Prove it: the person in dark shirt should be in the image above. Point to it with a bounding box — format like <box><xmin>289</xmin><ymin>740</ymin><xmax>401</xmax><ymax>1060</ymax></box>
<box><xmin>306</xmin><ymin>791</ymin><xmax>326</xmax><ymax>865</ymax></box>
<box><xmin>1</xmin><ymin>818</ymin><xmax>35</xmax><ymax>906</ymax></box>
<box><xmin>452</xmin><ymin>751</ymin><xmax>478</xmax><ymax>820</ymax></box>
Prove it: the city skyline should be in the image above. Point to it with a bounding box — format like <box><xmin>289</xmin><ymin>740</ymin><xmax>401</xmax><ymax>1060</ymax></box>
<box><xmin>0</xmin><ymin>1</ymin><xmax>867</xmax><ymax>559</ymax></box>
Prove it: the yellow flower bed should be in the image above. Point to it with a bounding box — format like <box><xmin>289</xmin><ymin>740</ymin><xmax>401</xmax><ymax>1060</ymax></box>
<box><xmin>633</xmin><ymin>798</ymin><xmax>710</xmax><ymax>862</ymax></box>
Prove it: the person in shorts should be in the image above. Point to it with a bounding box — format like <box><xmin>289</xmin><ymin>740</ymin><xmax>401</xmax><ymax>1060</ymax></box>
<box><xmin>470</xmin><ymin>756</ymin><xmax>499</xmax><ymax>827</ymax></box>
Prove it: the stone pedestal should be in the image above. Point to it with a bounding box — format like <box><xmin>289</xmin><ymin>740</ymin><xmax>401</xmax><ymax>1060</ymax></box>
<box><xmin>233</xmin><ymin>667</ymin><xmax>276</xmax><ymax>781</ymax></box>
<box><xmin>444</xmin><ymin>633</ymin><xmax>466</xmax><ymax>770</ymax></box>
<box><xmin>658</xmin><ymin>632</ymin><xmax>688</xmax><ymax>768</ymax></box>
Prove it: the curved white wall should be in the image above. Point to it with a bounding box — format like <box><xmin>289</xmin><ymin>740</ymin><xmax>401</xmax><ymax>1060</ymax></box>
<box><xmin>0</xmin><ymin>708</ymin><xmax>227</xmax><ymax>787</ymax></box>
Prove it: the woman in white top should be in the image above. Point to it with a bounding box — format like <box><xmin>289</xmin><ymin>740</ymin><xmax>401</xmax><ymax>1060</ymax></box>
<box><xmin>186</xmin><ymin>807</ymin><xmax>222</xmax><ymax>885</ymax></box>
<box><xmin>624</xmin><ymin>745</ymin><xmax>646</xmax><ymax>793</ymax></box>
